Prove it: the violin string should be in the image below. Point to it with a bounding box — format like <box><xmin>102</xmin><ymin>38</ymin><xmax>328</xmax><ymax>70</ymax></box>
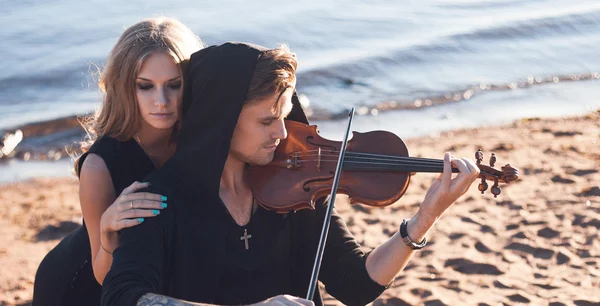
<box><xmin>293</xmin><ymin>150</ymin><xmax>445</xmax><ymax>163</ymax></box>
<box><xmin>288</xmin><ymin>154</ymin><xmax>446</xmax><ymax>166</ymax></box>
<box><xmin>294</xmin><ymin>154</ymin><xmax>444</xmax><ymax>164</ymax></box>
<box><xmin>297</xmin><ymin>159</ymin><xmax>444</xmax><ymax>167</ymax></box>
<box><xmin>296</xmin><ymin>149</ymin><xmax>444</xmax><ymax>162</ymax></box>
<box><xmin>291</xmin><ymin>159</ymin><xmax>450</xmax><ymax>172</ymax></box>
<box><xmin>277</xmin><ymin>150</ymin><xmax>467</xmax><ymax>171</ymax></box>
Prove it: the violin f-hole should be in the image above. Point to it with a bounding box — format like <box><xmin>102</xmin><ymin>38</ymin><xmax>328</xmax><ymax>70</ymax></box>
<box><xmin>302</xmin><ymin>172</ymin><xmax>335</xmax><ymax>192</ymax></box>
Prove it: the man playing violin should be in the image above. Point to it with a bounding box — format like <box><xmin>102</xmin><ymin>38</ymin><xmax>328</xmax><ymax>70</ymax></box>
<box><xmin>101</xmin><ymin>42</ymin><xmax>481</xmax><ymax>306</ymax></box>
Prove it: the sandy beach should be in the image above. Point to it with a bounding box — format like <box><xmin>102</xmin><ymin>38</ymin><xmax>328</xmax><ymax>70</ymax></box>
<box><xmin>1</xmin><ymin>111</ymin><xmax>598</xmax><ymax>306</ymax></box>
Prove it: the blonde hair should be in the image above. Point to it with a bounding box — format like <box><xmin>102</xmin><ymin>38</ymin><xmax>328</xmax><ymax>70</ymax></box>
<box><xmin>74</xmin><ymin>17</ymin><xmax>203</xmax><ymax>173</ymax></box>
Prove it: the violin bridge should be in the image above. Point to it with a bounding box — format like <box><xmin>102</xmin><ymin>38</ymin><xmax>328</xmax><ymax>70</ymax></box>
<box><xmin>317</xmin><ymin>147</ymin><xmax>321</xmax><ymax>171</ymax></box>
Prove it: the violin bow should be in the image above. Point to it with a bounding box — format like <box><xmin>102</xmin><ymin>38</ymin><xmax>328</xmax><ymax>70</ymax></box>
<box><xmin>306</xmin><ymin>107</ymin><xmax>356</xmax><ymax>300</ymax></box>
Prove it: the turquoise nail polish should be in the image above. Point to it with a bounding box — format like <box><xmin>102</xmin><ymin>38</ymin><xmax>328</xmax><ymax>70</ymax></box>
<box><xmin>161</xmin><ymin>202</ymin><xmax>168</xmax><ymax>208</ymax></box>
<box><xmin>138</xmin><ymin>218</ymin><xmax>145</xmax><ymax>222</ymax></box>
<box><xmin>161</xmin><ymin>196</ymin><xmax>168</xmax><ymax>201</ymax></box>
<box><xmin>152</xmin><ymin>210</ymin><xmax>159</xmax><ymax>215</ymax></box>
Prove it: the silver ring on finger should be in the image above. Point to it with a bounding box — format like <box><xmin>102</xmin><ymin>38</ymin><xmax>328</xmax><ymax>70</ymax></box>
<box><xmin>130</xmin><ymin>200</ymin><xmax>134</xmax><ymax>210</ymax></box>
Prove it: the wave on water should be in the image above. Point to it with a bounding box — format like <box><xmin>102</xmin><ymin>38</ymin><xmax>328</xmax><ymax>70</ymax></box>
<box><xmin>298</xmin><ymin>7</ymin><xmax>600</xmax><ymax>86</ymax></box>
<box><xmin>457</xmin><ymin>7</ymin><xmax>600</xmax><ymax>41</ymax></box>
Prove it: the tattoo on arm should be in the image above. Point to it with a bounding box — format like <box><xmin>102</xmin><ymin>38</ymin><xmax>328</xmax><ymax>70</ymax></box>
<box><xmin>137</xmin><ymin>293</ymin><xmax>217</xmax><ymax>306</ymax></box>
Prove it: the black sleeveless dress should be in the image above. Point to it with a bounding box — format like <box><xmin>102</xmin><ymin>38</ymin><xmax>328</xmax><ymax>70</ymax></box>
<box><xmin>32</xmin><ymin>136</ymin><xmax>155</xmax><ymax>306</ymax></box>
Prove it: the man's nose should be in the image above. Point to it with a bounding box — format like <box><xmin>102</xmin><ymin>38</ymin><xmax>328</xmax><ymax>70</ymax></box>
<box><xmin>273</xmin><ymin>119</ymin><xmax>287</xmax><ymax>140</ymax></box>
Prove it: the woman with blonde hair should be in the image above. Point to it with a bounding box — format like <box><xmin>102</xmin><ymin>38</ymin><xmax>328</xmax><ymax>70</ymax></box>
<box><xmin>33</xmin><ymin>17</ymin><xmax>203</xmax><ymax>305</ymax></box>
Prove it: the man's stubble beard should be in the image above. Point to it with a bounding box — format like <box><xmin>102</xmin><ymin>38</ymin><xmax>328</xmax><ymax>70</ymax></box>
<box><xmin>232</xmin><ymin>148</ymin><xmax>275</xmax><ymax>167</ymax></box>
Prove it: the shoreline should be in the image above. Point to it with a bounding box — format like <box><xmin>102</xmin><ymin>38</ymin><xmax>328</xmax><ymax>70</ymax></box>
<box><xmin>2</xmin><ymin>102</ymin><xmax>599</xmax><ymax>185</ymax></box>
<box><xmin>1</xmin><ymin>111</ymin><xmax>599</xmax><ymax>305</ymax></box>
<box><xmin>2</xmin><ymin>76</ymin><xmax>600</xmax><ymax>173</ymax></box>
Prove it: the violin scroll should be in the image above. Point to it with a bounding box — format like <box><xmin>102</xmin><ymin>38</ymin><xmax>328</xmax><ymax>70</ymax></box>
<box><xmin>475</xmin><ymin>149</ymin><xmax>519</xmax><ymax>198</ymax></box>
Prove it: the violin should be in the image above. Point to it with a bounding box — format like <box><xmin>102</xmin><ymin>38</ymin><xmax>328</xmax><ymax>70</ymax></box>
<box><xmin>247</xmin><ymin>119</ymin><xmax>520</xmax><ymax>213</ymax></box>
<box><xmin>248</xmin><ymin>109</ymin><xmax>519</xmax><ymax>300</ymax></box>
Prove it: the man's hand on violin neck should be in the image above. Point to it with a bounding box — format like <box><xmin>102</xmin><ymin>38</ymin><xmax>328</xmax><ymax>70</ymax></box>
<box><xmin>418</xmin><ymin>152</ymin><xmax>480</xmax><ymax>222</ymax></box>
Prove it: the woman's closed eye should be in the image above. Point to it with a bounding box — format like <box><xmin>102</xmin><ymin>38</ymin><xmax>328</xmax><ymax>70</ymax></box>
<box><xmin>137</xmin><ymin>82</ymin><xmax>181</xmax><ymax>91</ymax></box>
<box><xmin>168</xmin><ymin>81</ymin><xmax>182</xmax><ymax>90</ymax></box>
<box><xmin>137</xmin><ymin>83</ymin><xmax>154</xmax><ymax>90</ymax></box>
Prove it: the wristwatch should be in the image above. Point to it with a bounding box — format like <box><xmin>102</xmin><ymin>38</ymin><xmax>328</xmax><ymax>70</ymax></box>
<box><xmin>399</xmin><ymin>219</ymin><xmax>427</xmax><ymax>250</ymax></box>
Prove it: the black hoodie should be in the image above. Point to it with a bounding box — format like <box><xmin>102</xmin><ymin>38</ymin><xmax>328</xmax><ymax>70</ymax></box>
<box><xmin>101</xmin><ymin>42</ymin><xmax>387</xmax><ymax>306</ymax></box>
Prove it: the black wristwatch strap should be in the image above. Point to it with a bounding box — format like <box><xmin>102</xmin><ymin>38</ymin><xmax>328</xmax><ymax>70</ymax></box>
<box><xmin>399</xmin><ymin>219</ymin><xmax>427</xmax><ymax>250</ymax></box>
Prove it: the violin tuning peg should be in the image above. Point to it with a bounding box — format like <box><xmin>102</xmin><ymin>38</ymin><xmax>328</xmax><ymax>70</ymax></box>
<box><xmin>478</xmin><ymin>177</ymin><xmax>488</xmax><ymax>194</ymax></box>
<box><xmin>491</xmin><ymin>178</ymin><xmax>500</xmax><ymax>198</ymax></box>
<box><xmin>475</xmin><ymin>149</ymin><xmax>483</xmax><ymax>165</ymax></box>
<box><xmin>490</xmin><ymin>153</ymin><xmax>496</xmax><ymax>167</ymax></box>
<box><xmin>491</xmin><ymin>186</ymin><xmax>501</xmax><ymax>198</ymax></box>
